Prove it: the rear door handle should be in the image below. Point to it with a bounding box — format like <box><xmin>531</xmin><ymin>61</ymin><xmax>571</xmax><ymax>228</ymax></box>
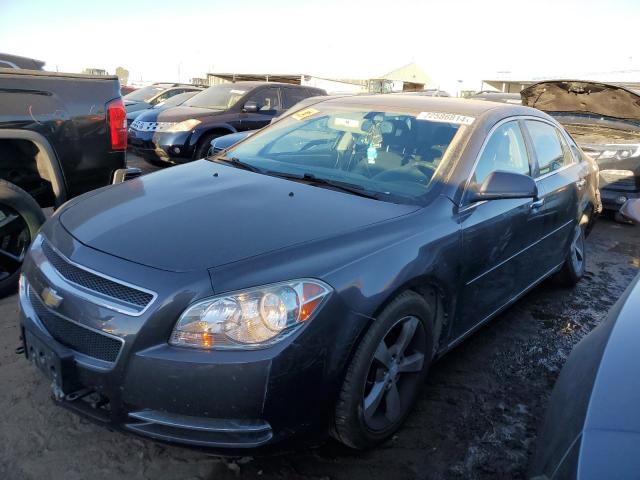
<box><xmin>530</xmin><ymin>198</ymin><xmax>545</xmax><ymax>210</ymax></box>
<box><xmin>576</xmin><ymin>178</ymin><xmax>587</xmax><ymax>189</ymax></box>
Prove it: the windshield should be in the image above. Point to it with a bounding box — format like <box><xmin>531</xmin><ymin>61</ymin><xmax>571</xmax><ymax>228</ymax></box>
<box><xmin>184</xmin><ymin>84</ymin><xmax>247</xmax><ymax>110</ymax></box>
<box><xmin>223</xmin><ymin>106</ymin><xmax>465</xmax><ymax>204</ymax></box>
<box><xmin>123</xmin><ymin>85</ymin><xmax>168</xmax><ymax>102</ymax></box>
<box><xmin>153</xmin><ymin>91</ymin><xmax>198</xmax><ymax>109</ymax></box>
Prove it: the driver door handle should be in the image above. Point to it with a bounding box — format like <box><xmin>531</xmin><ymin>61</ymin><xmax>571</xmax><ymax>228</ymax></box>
<box><xmin>530</xmin><ymin>198</ymin><xmax>545</xmax><ymax>210</ymax></box>
<box><xmin>576</xmin><ymin>178</ymin><xmax>587</xmax><ymax>189</ymax></box>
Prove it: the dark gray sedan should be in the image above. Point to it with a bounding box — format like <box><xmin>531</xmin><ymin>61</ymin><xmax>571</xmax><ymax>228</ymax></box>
<box><xmin>18</xmin><ymin>95</ymin><xmax>600</xmax><ymax>451</ymax></box>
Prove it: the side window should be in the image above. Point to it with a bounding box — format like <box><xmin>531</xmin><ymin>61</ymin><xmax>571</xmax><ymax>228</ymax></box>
<box><xmin>471</xmin><ymin>121</ymin><xmax>530</xmax><ymax>188</ymax></box>
<box><xmin>246</xmin><ymin>88</ymin><xmax>282</xmax><ymax>114</ymax></box>
<box><xmin>283</xmin><ymin>88</ymin><xmax>311</xmax><ymax>109</ymax></box>
<box><xmin>525</xmin><ymin>121</ymin><xmax>568</xmax><ymax>176</ymax></box>
<box><xmin>564</xmin><ymin>134</ymin><xmax>583</xmax><ymax>163</ymax></box>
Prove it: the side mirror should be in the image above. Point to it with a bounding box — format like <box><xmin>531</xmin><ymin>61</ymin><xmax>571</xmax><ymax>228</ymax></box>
<box><xmin>620</xmin><ymin>199</ymin><xmax>640</xmax><ymax>224</ymax></box>
<box><xmin>468</xmin><ymin>170</ymin><xmax>538</xmax><ymax>203</ymax></box>
<box><xmin>242</xmin><ymin>101</ymin><xmax>258</xmax><ymax>113</ymax></box>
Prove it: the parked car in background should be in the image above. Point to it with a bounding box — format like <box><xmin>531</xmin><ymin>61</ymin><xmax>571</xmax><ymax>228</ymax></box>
<box><xmin>471</xmin><ymin>91</ymin><xmax>522</xmax><ymax>104</ymax></box>
<box><xmin>530</xmin><ymin>198</ymin><xmax>640</xmax><ymax>480</ymax></box>
<box><xmin>20</xmin><ymin>95</ymin><xmax>599</xmax><ymax>451</ymax></box>
<box><xmin>126</xmin><ymin>90</ymin><xmax>202</xmax><ymax>128</ymax></box>
<box><xmin>128</xmin><ymin>81</ymin><xmax>326</xmax><ymax>164</ymax></box>
<box><xmin>123</xmin><ymin>83</ymin><xmax>203</xmax><ymax>114</ymax></box>
<box><xmin>121</xmin><ymin>85</ymin><xmax>137</xmax><ymax>96</ymax></box>
<box><xmin>521</xmin><ymin>80</ymin><xmax>640</xmax><ymax>215</ymax></box>
<box><xmin>399</xmin><ymin>89</ymin><xmax>451</xmax><ymax>97</ymax></box>
<box><xmin>208</xmin><ymin>130</ymin><xmax>255</xmax><ymax>156</ymax></box>
<box><xmin>0</xmin><ymin>52</ymin><xmax>45</xmax><ymax>70</ymax></box>
<box><xmin>0</xmin><ymin>67</ymin><xmax>136</xmax><ymax>296</ymax></box>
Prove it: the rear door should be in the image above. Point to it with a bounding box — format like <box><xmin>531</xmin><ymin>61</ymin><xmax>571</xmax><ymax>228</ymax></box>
<box><xmin>455</xmin><ymin>120</ymin><xmax>547</xmax><ymax>338</ymax></box>
<box><xmin>523</xmin><ymin>119</ymin><xmax>586</xmax><ymax>272</ymax></box>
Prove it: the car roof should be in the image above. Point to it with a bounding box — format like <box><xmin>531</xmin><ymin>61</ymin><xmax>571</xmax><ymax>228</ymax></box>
<box><xmin>207</xmin><ymin>81</ymin><xmax>312</xmax><ymax>89</ymax></box>
<box><xmin>310</xmin><ymin>94</ymin><xmax>538</xmax><ymax>118</ymax></box>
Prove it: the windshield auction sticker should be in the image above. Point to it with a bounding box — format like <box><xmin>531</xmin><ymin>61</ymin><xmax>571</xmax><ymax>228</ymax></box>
<box><xmin>416</xmin><ymin>112</ymin><xmax>475</xmax><ymax>125</ymax></box>
<box><xmin>292</xmin><ymin>108</ymin><xmax>320</xmax><ymax>121</ymax></box>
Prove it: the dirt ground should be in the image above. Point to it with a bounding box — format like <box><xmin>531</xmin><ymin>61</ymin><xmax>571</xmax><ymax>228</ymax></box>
<box><xmin>1</xmin><ymin>155</ymin><xmax>638</xmax><ymax>479</ymax></box>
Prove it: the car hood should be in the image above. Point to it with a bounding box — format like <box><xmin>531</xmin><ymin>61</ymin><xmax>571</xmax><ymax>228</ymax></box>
<box><xmin>521</xmin><ymin>80</ymin><xmax>640</xmax><ymax>122</ymax></box>
<box><xmin>134</xmin><ymin>105</ymin><xmax>224</xmax><ymax>123</ymax></box>
<box><xmin>59</xmin><ymin>160</ymin><xmax>417</xmax><ymax>272</ymax></box>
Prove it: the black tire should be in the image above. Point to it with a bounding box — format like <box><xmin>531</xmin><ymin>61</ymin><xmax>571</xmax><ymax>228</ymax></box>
<box><xmin>333</xmin><ymin>290</ymin><xmax>435</xmax><ymax>449</ymax></box>
<box><xmin>194</xmin><ymin>132</ymin><xmax>225</xmax><ymax>160</ymax></box>
<box><xmin>556</xmin><ymin>223</ymin><xmax>586</xmax><ymax>287</ymax></box>
<box><xmin>141</xmin><ymin>155</ymin><xmax>170</xmax><ymax>168</ymax></box>
<box><xmin>0</xmin><ymin>180</ymin><xmax>45</xmax><ymax>297</ymax></box>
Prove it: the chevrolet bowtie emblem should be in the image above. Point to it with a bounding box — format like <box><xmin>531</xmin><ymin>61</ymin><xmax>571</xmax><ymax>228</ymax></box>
<box><xmin>41</xmin><ymin>287</ymin><xmax>63</xmax><ymax>308</ymax></box>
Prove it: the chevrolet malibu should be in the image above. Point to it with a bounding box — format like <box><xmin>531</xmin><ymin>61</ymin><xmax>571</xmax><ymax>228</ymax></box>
<box><xmin>19</xmin><ymin>95</ymin><xmax>600</xmax><ymax>450</ymax></box>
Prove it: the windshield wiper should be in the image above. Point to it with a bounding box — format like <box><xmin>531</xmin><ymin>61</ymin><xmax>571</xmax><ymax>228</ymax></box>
<box><xmin>213</xmin><ymin>155</ymin><xmax>264</xmax><ymax>174</ymax></box>
<box><xmin>266</xmin><ymin>171</ymin><xmax>381</xmax><ymax>200</ymax></box>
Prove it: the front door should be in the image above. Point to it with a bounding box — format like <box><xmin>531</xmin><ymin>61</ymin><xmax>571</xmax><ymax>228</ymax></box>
<box><xmin>239</xmin><ymin>87</ymin><xmax>283</xmax><ymax>131</ymax></box>
<box><xmin>454</xmin><ymin>120</ymin><xmax>547</xmax><ymax>339</ymax></box>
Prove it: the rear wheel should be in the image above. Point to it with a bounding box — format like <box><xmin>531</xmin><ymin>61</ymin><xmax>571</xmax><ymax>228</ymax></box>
<box><xmin>556</xmin><ymin>223</ymin><xmax>586</xmax><ymax>286</ymax></box>
<box><xmin>333</xmin><ymin>291</ymin><xmax>434</xmax><ymax>449</ymax></box>
<box><xmin>0</xmin><ymin>180</ymin><xmax>45</xmax><ymax>297</ymax></box>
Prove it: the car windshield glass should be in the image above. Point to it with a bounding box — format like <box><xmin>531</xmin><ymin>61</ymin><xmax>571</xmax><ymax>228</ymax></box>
<box><xmin>223</xmin><ymin>106</ymin><xmax>465</xmax><ymax>204</ymax></box>
<box><xmin>184</xmin><ymin>84</ymin><xmax>247</xmax><ymax>110</ymax></box>
<box><xmin>154</xmin><ymin>91</ymin><xmax>197</xmax><ymax>109</ymax></box>
<box><xmin>123</xmin><ymin>85</ymin><xmax>167</xmax><ymax>102</ymax></box>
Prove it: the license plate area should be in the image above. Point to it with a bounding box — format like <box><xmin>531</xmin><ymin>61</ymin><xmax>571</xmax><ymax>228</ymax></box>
<box><xmin>23</xmin><ymin>328</ymin><xmax>81</xmax><ymax>397</ymax></box>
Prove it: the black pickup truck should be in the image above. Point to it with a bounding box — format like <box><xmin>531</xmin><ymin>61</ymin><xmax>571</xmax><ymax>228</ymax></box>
<box><xmin>0</xmin><ymin>64</ymin><xmax>135</xmax><ymax>295</ymax></box>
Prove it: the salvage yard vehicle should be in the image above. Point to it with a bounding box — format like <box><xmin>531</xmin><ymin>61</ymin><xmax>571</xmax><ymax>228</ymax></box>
<box><xmin>0</xmin><ymin>52</ymin><xmax>45</xmax><ymax>70</ymax></box>
<box><xmin>0</xmin><ymin>66</ymin><xmax>136</xmax><ymax>297</ymax></box>
<box><xmin>522</xmin><ymin>80</ymin><xmax>640</xmax><ymax>215</ymax></box>
<box><xmin>19</xmin><ymin>95</ymin><xmax>599</xmax><ymax>451</ymax></box>
<box><xmin>128</xmin><ymin>81</ymin><xmax>326</xmax><ymax>164</ymax></box>
<box><xmin>126</xmin><ymin>90</ymin><xmax>202</xmax><ymax>128</ymax></box>
<box><xmin>122</xmin><ymin>82</ymin><xmax>203</xmax><ymax>114</ymax></box>
<box><xmin>530</xmin><ymin>198</ymin><xmax>640</xmax><ymax>480</ymax></box>
<box><xmin>471</xmin><ymin>91</ymin><xmax>522</xmax><ymax>104</ymax></box>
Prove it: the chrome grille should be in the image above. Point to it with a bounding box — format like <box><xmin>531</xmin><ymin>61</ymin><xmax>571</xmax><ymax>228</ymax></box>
<box><xmin>42</xmin><ymin>241</ymin><xmax>153</xmax><ymax>308</ymax></box>
<box><xmin>29</xmin><ymin>287</ymin><xmax>122</xmax><ymax>362</ymax></box>
<box><xmin>130</xmin><ymin>120</ymin><xmax>177</xmax><ymax>132</ymax></box>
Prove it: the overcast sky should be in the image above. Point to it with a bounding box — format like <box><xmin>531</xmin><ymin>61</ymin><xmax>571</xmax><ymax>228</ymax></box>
<box><xmin>2</xmin><ymin>0</ymin><xmax>639</xmax><ymax>92</ymax></box>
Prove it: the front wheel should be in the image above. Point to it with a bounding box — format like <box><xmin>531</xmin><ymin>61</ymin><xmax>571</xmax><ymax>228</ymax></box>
<box><xmin>333</xmin><ymin>291</ymin><xmax>434</xmax><ymax>449</ymax></box>
<box><xmin>556</xmin><ymin>223</ymin><xmax>586</xmax><ymax>286</ymax></box>
<box><xmin>0</xmin><ymin>180</ymin><xmax>45</xmax><ymax>297</ymax></box>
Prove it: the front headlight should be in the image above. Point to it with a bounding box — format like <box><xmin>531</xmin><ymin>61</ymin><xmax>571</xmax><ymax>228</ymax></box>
<box><xmin>169</xmin><ymin>279</ymin><xmax>332</xmax><ymax>350</ymax></box>
<box><xmin>584</xmin><ymin>144</ymin><xmax>640</xmax><ymax>161</ymax></box>
<box><xmin>165</xmin><ymin>118</ymin><xmax>201</xmax><ymax>132</ymax></box>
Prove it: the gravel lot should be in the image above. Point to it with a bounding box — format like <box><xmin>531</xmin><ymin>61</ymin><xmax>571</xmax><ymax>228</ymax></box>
<box><xmin>1</xmin><ymin>154</ymin><xmax>638</xmax><ymax>479</ymax></box>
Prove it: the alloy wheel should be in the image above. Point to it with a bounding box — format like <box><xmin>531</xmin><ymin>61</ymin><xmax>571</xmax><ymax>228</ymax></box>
<box><xmin>0</xmin><ymin>204</ymin><xmax>30</xmax><ymax>282</ymax></box>
<box><xmin>362</xmin><ymin>315</ymin><xmax>427</xmax><ymax>431</ymax></box>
